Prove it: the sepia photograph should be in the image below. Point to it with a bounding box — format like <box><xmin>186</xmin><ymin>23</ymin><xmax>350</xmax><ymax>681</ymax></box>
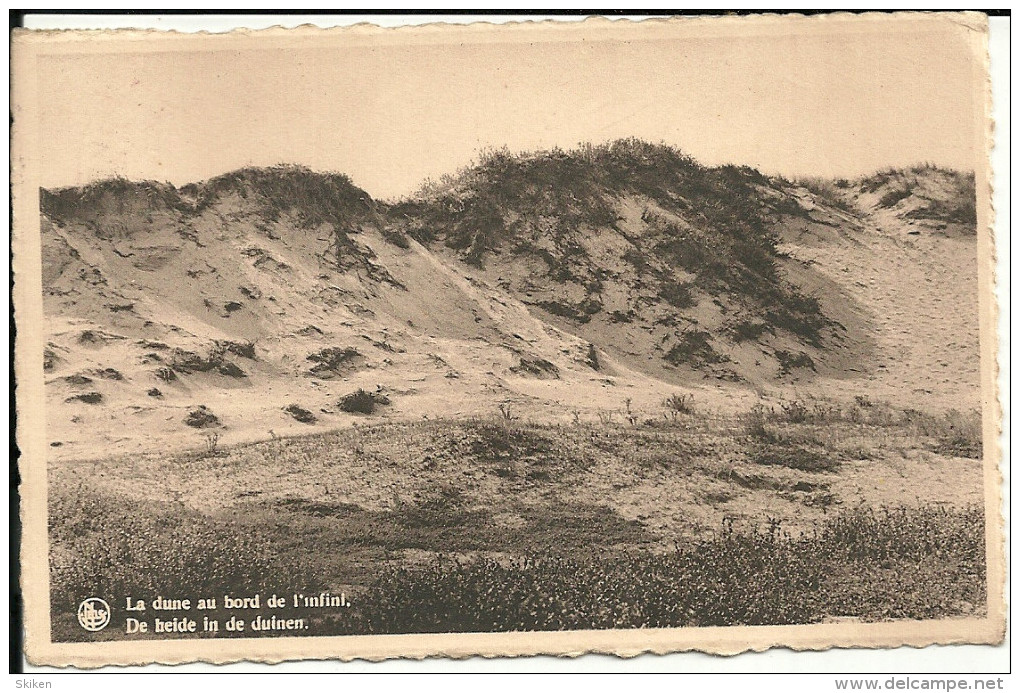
<box><xmin>11</xmin><ymin>11</ymin><xmax>1005</xmax><ymax>669</ymax></box>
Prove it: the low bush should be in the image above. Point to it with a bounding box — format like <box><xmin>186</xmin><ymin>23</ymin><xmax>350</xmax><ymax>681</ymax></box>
<box><xmin>534</xmin><ymin>298</ymin><xmax>603</xmax><ymax>324</ymax></box>
<box><xmin>184</xmin><ymin>406</ymin><xmax>220</xmax><ymax>428</ymax></box>
<box><xmin>218</xmin><ymin>340</ymin><xmax>257</xmax><ymax>360</ymax></box>
<box><xmin>362</xmin><ymin>534</ymin><xmax>822</xmax><ymax>632</ymax></box>
<box><xmin>913</xmin><ymin>409</ymin><xmax>983</xmax><ymax>459</ymax></box>
<box><xmin>774</xmin><ymin>399</ymin><xmax>810</xmax><ymax>424</ymax></box>
<box><xmin>658</xmin><ymin>280</ymin><xmax>697</xmax><ymax>309</ymax></box>
<box><xmin>795</xmin><ymin>177</ymin><xmax>859</xmax><ymax>215</ymax></box>
<box><xmin>742</xmin><ymin>404</ymin><xmax>777</xmax><ymax>442</ymax></box>
<box><xmin>878</xmin><ymin>187</ymin><xmax>913</xmax><ymax>208</ymax></box>
<box><xmin>729</xmin><ymin>320</ymin><xmax>771</xmax><ymax>343</ymax></box>
<box><xmin>357</xmin><ymin>504</ymin><xmax>983</xmax><ymax>632</ymax></box>
<box><xmin>775</xmin><ymin>350</ymin><xmax>816</xmax><ymax>376</ymax></box>
<box><xmin>338</xmin><ymin>389</ymin><xmax>390</xmax><ymax>414</ymax></box>
<box><xmin>510</xmin><ymin>357</ymin><xmax>559</xmax><ymax>378</ymax></box>
<box><xmin>663</xmin><ymin>393</ymin><xmax>695</xmax><ymax>417</ymax></box>
<box><xmin>307</xmin><ymin>347</ymin><xmax>363</xmax><ymax>378</ymax></box>
<box><xmin>663</xmin><ymin>330</ymin><xmax>727</xmax><ymax>367</ymax></box>
<box><xmin>49</xmin><ymin>488</ymin><xmax>300</xmax><ymax>610</ymax></box>
<box><xmin>170</xmin><ymin>347</ymin><xmax>246</xmax><ymax>377</ymax></box>
<box><xmin>748</xmin><ymin>442</ymin><xmax>839</xmax><ymax>473</ymax></box>
<box><xmin>65</xmin><ymin>392</ymin><xmax>103</xmax><ymax>405</ymax></box>
<box><xmin>381</xmin><ymin>227</ymin><xmax>412</xmax><ymax>249</ymax></box>
<box><xmin>285</xmin><ymin>404</ymin><xmax>317</xmax><ymax>424</ymax></box>
<box><xmin>216</xmin><ymin>361</ymin><xmax>247</xmax><ymax>378</ymax></box>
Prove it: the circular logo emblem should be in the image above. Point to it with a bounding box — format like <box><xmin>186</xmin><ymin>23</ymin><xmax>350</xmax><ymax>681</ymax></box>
<box><xmin>77</xmin><ymin>598</ymin><xmax>111</xmax><ymax>632</ymax></box>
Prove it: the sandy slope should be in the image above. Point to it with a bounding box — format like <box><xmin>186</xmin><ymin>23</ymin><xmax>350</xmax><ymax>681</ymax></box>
<box><xmin>38</xmin><ymin>164</ymin><xmax>982</xmax><ymax>462</ymax></box>
<box><xmin>777</xmin><ymin>193</ymin><xmax>981</xmax><ymax>411</ymax></box>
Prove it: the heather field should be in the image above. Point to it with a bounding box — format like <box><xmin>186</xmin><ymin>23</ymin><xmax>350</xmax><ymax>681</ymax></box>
<box><xmin>49</xmin><ymin>397</ymin><xmax>985</xmax><ymax>641</ymax></box>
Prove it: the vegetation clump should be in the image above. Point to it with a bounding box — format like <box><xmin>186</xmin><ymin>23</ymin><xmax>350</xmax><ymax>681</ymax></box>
<box><xmin>170</xmin><ymin>347</ymin><xmax>246</xmax><ymax>378</ymax></box>
<box><xmin>65</xmin><ymin>392</ymin><xmax>103</xmax><ymax>405</ymax></box>
<box><xmin>534</xmin><ymin>298</ymin><xmax>603</xmax><ymax>324</ymax></box>
<box><xmin>510</xmin><ymin>357</ymin><xmax>560</xmax><ymax>378</ymax></box>
<box><xmin>285</xmin><ymin>404</ymin><xmax>317</xmax><ymax>424</ymax></box>
<box><xmin>775</xmin><ymin>349</ymin><xmax>816</xmax><ymax>376</ymax></box>
<box><xmin>728</xmin><ymin>320</ymin><xmax>771</xmax><ymax>343</ymax></box>
<box><xmin>218</xmin><ymin>340</ymin><xmax>257</xmax><ymax>360</ymax></box>
<box><xmin>391</xmin><ymin>139</ymin><xmax>833</xmax><ymax>348</ymax></box>
<box><xmin>184</xmin><ymin>405</ymin><xmax>220</xmax><ymax>428</ymax></box>
<box><xmin>663</xmin><ymin>330</ymin><xmax>727</xmax><ymax>368</ymax></box>
<box><xmin>357</xmin><ymin>503</ymin><xmax>983</xmax><ymax>633</ymax></box>
<box><xmin>63</xmin><ymin>374</ymin><xmax>94</xmax><ymax>386</ymax></box>
<box><xmin>748</xmin><ymin>442</ymin><xmax>838</xmax><ymax>473</ymax></box>
<box><xmin>794</xmin><ymin>177</ymin><xmax>859</xmax><ymax>215</ymax></box>
<box><xmin>306</xmin><ymin>347</ymin><xmax>363</xmax><ymax>378</ymax></box>
<box><xmin>47</xmin><ymin>405</ymin><xmax>985</xmax><ymax>640</ymax></box>
<box><xmin>663</xmin><ymin>393</ymin><xmax>695</xmax><ymax>417</ymax></box>
<box><xmin>338</xmin><ymin>389</ymin><xmax>390</xmax><ymax>414</ymax></box>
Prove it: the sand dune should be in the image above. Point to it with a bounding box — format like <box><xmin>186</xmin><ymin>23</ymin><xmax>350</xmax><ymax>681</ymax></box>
<box><xmin>39</xmin><ymin>147</ymin><xmax>982</xmax><ymax>461</ymax></box>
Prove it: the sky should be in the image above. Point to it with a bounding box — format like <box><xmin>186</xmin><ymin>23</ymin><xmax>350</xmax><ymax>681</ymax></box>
<box><xmin>26</xmin><ymin>14</ymin><xmax>986</xmax><ymax>200</ymax></box>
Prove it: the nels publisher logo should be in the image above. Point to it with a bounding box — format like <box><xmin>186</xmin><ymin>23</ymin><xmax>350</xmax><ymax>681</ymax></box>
<box><xmin>77</xmin><ymin>597</ymin><xmax>111</xmax><ymax>632</ymax></box>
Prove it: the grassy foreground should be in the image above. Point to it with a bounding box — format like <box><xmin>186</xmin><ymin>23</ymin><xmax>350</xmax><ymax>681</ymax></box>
<box><xmin>49</xmin><ymin>489</ymin><xmax>985</xmax><ymax>639</ymax></box>
<box><xmin>49</xmin><ymin>400</ymin><xmax>985</xmax><ymax>640</ymax></box>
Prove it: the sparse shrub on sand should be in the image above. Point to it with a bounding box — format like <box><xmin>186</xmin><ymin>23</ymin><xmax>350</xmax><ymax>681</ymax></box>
<box><xmin>43</xmin><ymin>347</ymin><xmax>60</xmax><ymax>372</ymax></box>
<box><xmin>307</xmin><ymin>347</ymin><xmax>363</xmax><ymax>378</ymax></box>
<box><xmin>381</xmin><ymin>227</ymin><xmax>412</xmax><ymax>249</ymax></box>
<box><xmin>510</xmin><ymin>357</ymin><xmax>559</xmax><ymax>378</ymax></box>
<box><xmin>878</xmin><ymin>186</ymin><xmax>914</xmax><ymax>209</ymax></box>
<box><xmin>728</xmin><ymin>320</ymin><xmax>771</xmax><ymax>343</ymax></box>
<box><xmin>155</xmin><ymin>366</ymin><xmax>177</xmax><ymax>382</ymax></box>
<box><xmin>497</xmin><ymin>402</ymin><xmax>515</xmax><ymax>421</ymax></box>
<box><xmin>663</xmin><ymin>330</ymin><xmax>727</xmax><ymax>368</ymax></box>
<box><xmin>775</xmin><ymin>399</ymin><xmax>810</xmax><ymax>424</ymax></box>
<box><xmin>184</xmin><ymin>405</ymin><xmax>220</xmax><ymax>428</ymax></box>
<box><xmin>663</xmin><ymin>393</ymin><xmax>695</xmax><ymax>420</ymax></box>
<box><xmin>795</xmin><ymin>177</ymin><xmax>859</xmax><ymax>215</ymax></box>
<box><xmin>202</xmin><ymin>431</ymin><xmax>220</xmax><ymax>454</ymax></box>
<box><xmin>170</xmin><ymin>347</ymin><xmax>246</xmax><ymax>377</ymax></box>
<box><xmin>657</xmin><ymin>280</ymin><xmax>697</xmax><ymax>309</ymax></box>
<box><xmin>338</xmin><ymin>389</ymin><xmax>390</xmax><ymax>415</ymax></box>
<box><xmin>775</xmin><ymin>350</ymin><xmax>816</xmax><ymax>376</ymax></box>
<box><xmin>216</xmin><ymin>361</ymin><xmax>247</xmax><ymax>378</ymax></box>
<box><xmin>749</xmin><ymin>442</ymin><xmax>838</xmax><ymax>473</ymax></box>
<box><xmin>285</xmin><ymin>404</ymin><xmax>318</xmax><ymax>424</ymax></box>
<box><xmin>65</xmin><ymin>391</ymin><xmax>104</xmax><ymax>405</ymax></box>
<box><xmin>913</xmin><ymin>409</ymin><xmax>983</xmax><ymax>459</ymax></box>
<box><xmin>535</xmin><ymin>298</ymin><xmax>603</xmax><ymax>325</ymax></box>
<box><xmin>743</xmin><ymin>403</ymin><xmax>776</xmax><ymax>439</ymax></box>
<box><xmin>219</xmin><ymin>340</ymin><xmax>258</xmax><ymax>360</ymax></box>
<box><xmin>64</xmin><ymin>374</ymin><xmax>94</xmax><ymax>386</ymax></box>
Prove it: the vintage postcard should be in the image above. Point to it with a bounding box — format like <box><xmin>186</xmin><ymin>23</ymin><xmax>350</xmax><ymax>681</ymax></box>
<box><xmin>12</xmin><ymin>12</ymin><xmax>1004</xmax><ymax>668</ymax></box>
